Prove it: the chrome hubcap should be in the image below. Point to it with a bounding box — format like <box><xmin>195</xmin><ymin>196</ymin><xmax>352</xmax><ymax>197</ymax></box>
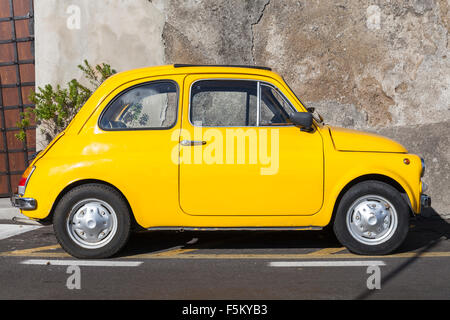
<box><xmin>67</xmin><ymin>199</ymin><xmax>118</xmax><ymax>249</ymax></box>
<box><xmin>346</xmin><ymin>195</ymin><xmax>398</xmax><ymax>245</ymax></box>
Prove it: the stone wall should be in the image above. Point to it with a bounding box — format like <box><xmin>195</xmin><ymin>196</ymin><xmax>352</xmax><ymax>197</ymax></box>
<box><xmin>35</xmin><ymin>0</ymin><xmax>449</xmax><ymax>215</ymax></box>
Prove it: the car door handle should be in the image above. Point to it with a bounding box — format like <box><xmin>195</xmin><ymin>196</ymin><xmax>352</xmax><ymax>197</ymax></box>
<box><xmin>180</xmin><ymin>140</ymin><xmax>207</xmax><ymax>146</ymax></box>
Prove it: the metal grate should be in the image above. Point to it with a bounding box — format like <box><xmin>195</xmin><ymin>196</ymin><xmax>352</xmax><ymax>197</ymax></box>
<box><xmin>0</xmin><ymin>0</ymin><xmax>36</xmax><ymax>197</ymax></box>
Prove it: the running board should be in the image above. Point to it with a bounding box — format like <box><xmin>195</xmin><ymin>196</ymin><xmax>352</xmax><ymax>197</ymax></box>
<box><xmin>146</xmin><ymin>226</ymin><xmax>323</xmax><ymax>232</ymax></box>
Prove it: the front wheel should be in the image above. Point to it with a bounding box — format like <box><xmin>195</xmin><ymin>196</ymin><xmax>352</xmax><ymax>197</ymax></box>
<box><xmin>53</xmin><ymin>184</ymin><xmax>131</xmax><ymax>259</ymax></box>
<box><xmin>333</xmin><ymin>180</ymin><xmax>410</xmax><ymax>255</ymax></box>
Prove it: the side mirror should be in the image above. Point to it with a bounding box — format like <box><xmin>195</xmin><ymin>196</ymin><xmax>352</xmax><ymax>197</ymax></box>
<box><xmin>289</xmin><ymin>112</ymin><xmax>313</xmax><ymax>130</ymax></box>
<box><xmin>307</xmin><ymin>107</ymin><xmax>324</xmax><ymax>123</ymax></box>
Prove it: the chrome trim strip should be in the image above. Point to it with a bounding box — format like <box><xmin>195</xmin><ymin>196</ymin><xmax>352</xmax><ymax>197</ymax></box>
<box><xmin>146</xmin><ymin>226</ymin><xmax>323</xmax><ymax>231</ymax></box>
<box><xmin>256</xmin><ymin>81</ymin><xmax>261</xmax><ymax>126</ymax></box>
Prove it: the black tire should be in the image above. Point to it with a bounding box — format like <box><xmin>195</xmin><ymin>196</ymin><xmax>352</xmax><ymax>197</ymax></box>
<box><xmin>333</xmin><ymin>180</ymin><xmax>410</xmax><ymax>255</ymax></box>
<box><xmin>53</xmin><ymin>183</ymin><xmax>131</xmax><ymax>259</ymax></box>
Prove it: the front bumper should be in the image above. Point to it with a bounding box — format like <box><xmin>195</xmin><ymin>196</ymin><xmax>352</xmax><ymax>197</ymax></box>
<box><xmin>11</xmin><ymin>194</ymin><xmax>36</xmax><ymax>210</ymax></box>
<box><xmin>420</xmin><ymin>194</ymin><xmax>431</xmax><ymax>209</ymax></box>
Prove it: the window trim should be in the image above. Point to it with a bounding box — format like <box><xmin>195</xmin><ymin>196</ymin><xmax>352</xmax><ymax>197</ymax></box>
<box><xmin>256</xmin><ymin>81</ymin><xmax>261</xmax><ymax>126</ymax></box>
<box><xmin>188</xmin><ymin>78</ymin><xmax>297</xmax><ymax>128</ymax></box>
<box><xmin>98</xmin><ymin>79</ymin><xmax>179</xmax><ymax>131</ymax></box>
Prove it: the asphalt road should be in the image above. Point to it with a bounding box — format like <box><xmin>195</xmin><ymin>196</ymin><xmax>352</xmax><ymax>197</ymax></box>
<box><xmin>0</xmin><ymin>215</ymin><xmax>449</xmax><ymax>300</ymax></box>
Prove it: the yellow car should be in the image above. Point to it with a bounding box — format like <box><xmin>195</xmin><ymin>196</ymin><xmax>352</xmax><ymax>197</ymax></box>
<box><xmin>11</xmin><ymin>64</ymin><xmax>430</xmax><ymax>258</ymax></box>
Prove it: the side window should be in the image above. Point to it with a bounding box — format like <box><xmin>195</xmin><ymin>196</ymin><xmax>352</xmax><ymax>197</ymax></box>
<box><xmin>260</xmin><ymin>84</ymin><xmax>294</xmax><ymax>126</ymax></box>
<box><xmin>100</xmin><ymin>81</ymin><xmax>178</xmax><ymax>130</ymax></box>
<box><xmin>190</xmin><ymin>80</ymin><xmax>257</xmax><ymax>126</ymax></box>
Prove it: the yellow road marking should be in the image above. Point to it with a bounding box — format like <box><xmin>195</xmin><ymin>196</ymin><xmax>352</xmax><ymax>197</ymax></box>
<box><xmin>0</xmin><ymin>244</ymin><xmax>68</xmax><ymax>257</ymax></box>
<box><xmin>131</xmin><ymin>251</ymin><xmax>450</xmax><ymax>259</ymax></box>
<box><xmin>4</xmin><ymin>251</ymin><xmax>450</xmax><ymax>259</ymax></box>
<box><xmin>307</xmin><ymin>247</ymin><xmax>346</xmax><ymax>255</ymax></box>
<box><xmin>155</xmin><ymin>248</ymin><xmax>198</xmax><ymax>256</ymax></box>
<box><xmin>132</xmin><ymin>247</ymin><xmax>197</xmax><ymax>259</ymax></box>
<box><xmin>0</xmin><ymin>252</ymin><xmax>70</xmax><ymax>258</ymax></box>
<box><xmin>2</xmin><ymin>244</ymin><xmax>450</xmax><ymax>260</ymax></box>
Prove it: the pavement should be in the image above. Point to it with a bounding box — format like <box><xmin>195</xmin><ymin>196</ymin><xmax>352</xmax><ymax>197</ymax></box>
<box><xmin>0</xmin><ymin>198</ymin><xmax>21</xmax><ymax>220</ymax></box>
<box><xmin>0</xmin><ymin>198</ymin><xmax>449</xmax><ymax>300</ymax></box>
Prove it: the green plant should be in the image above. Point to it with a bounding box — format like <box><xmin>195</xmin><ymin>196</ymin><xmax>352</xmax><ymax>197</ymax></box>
<box><xmin>78</xmin><ymin>60</ymin><xmax>117</xmax><ymax>89</ymax></box>
<box><xmin>16</xmin><ymin>60</ymin><xmax>117</xmax><ymax>145</ymax></box>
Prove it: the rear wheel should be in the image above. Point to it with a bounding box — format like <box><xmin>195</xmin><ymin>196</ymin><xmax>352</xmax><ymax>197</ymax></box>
<box><xmin>53</xmin><ymin>184</ymin><xmax>131</xmax><ymax>259</ymax></box>
<box><xmin>333</xmin><ymin>180</ymin><xmax>410</xmax><ymax>255</ymax></box>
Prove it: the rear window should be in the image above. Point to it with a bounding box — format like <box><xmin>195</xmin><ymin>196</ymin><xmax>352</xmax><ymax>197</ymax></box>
<box><xmin>99</xmin><ymin>81</ymin><xmax>178</xmax><ymax>130</ymax></box>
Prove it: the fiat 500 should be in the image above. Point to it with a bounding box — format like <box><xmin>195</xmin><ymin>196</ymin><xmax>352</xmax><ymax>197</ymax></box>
<box><xmin>12</xmin><ymin>64</ymin><xmax>430</xmax><ymax>258</ymax></box>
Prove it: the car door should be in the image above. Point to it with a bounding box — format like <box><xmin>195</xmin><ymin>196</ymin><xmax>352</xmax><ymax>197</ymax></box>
<box><xmin>178</xmin><ymin>74</ymin><xmax>324</xmax><ymax>216</ymax></box>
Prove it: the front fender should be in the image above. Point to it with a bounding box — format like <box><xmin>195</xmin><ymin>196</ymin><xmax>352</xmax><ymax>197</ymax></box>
<box><xmin>322</xmin><ymin>152</ymin><xmax>422</xmax><ymax>226</ymax></box>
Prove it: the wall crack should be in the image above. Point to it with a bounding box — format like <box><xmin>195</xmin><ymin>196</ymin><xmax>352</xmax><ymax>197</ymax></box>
<box><xmin>251</xmin><ymin>0</ymin><xmax>270</xmax><ymax>65</ymax></box>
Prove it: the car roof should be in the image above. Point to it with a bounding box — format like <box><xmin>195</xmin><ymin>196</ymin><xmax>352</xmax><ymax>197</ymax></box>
<box><xmin>106</xmin><ymin>64</ymin><xmax>280</xmax><ymax>81</ymax></box>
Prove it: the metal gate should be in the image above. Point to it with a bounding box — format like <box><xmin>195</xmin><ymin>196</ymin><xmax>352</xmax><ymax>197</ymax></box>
<box><xmin>0</xmin><ymin>0</ymin><xmax>35</xmax><ymax>197</ymax></box>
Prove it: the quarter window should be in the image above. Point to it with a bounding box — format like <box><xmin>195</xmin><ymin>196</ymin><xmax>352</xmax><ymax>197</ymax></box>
<box><xmin>100</xmin><ymin>81</ymin><xmax>178</xmax><ymax>130</ymax></box>
<box><xmin>260</xmin><ymin>84</ymin><xmax>295</xmax><ymax>126</ymax></box>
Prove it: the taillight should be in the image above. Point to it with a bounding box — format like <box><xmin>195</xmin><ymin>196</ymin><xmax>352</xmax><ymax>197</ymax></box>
<box><xmin>18</xmin><ymin>166</ymin><xmax>35</xmax><ymax>196</ymax></box>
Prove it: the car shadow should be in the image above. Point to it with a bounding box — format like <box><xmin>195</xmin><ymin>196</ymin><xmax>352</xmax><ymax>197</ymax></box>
<box><xmin>117</xmin><ymin>228</ymin><xmax>342</xmax><ymax>258</ymax></box>
<box><xmin>395</xmin><ymin>207</ymin><xmax>450</xmax><ymax>254</ymax></box>
<box><xmin>355</xmin><ymin>207</ymin><xmax>450</xmax><ymax>299</ymax></box>
<box><xmin>117</xmin><ymin>208</ymin><xmax>448</xmax><ymax>257</ymax></box>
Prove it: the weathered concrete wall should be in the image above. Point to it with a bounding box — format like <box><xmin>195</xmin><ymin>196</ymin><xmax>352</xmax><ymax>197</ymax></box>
<box><xmin>35</xmin><ymin>0</ymin><xmax>449</xmax><ymax>215</ymax></box>
<box><xmin>35</xmin><ymin>0</ymin><xmax>165</xmax><ymax>87</ymax></box>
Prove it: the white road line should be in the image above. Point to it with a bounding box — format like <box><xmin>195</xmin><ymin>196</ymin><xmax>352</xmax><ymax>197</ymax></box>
<box><xmin>20</xmin><ymin>259</ymin><xmax>143</xmax><ymax>267</ymax></box>
<box><xmin>269</xmin><ymin>261</ymin><xmax>386</xmax><ymax>267</ymax></box>
<box><xmin>0</xmin><ymin>224</ymin><xmax>41</xmax><ymax>240</ymax></box>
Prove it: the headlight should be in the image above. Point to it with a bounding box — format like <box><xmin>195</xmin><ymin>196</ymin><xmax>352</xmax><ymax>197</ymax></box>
<box><xmin>420</xmin><ymin>157</ymin><xmax>425</xmax><ymax>178</ymax></box>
